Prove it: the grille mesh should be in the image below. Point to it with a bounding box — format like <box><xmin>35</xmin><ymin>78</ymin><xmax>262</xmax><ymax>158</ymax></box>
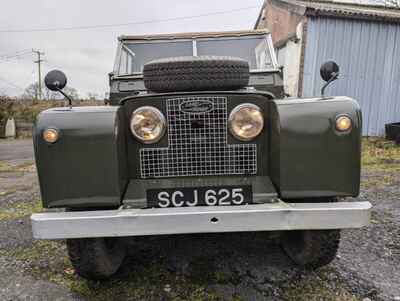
<box><xmin>140</xmin><ymin>96</ymin><xmax>257</xmax><ymax>178</ymax></box>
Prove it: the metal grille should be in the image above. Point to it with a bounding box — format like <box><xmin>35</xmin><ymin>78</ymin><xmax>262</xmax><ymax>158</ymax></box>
<box><xmin>140</xmin><ymin>96</ymin><xmax>257</xmax><ymax>178</ymax></box>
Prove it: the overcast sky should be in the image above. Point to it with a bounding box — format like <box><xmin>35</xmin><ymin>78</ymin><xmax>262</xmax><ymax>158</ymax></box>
<box><xmin>0</xmin><ymin>0</ymin><xmax>264</xmax><ymax>98</ymax></box>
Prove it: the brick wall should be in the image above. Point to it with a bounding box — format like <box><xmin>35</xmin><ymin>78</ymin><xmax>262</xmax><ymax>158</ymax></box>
<box><xmin>256</xmin><ymin>0</ymin><xmax>305</xmax><ymax>45</ymax></box>
<box><xmin>255</xmin><ymin>0</ymin><xmax>307</xmax><ymax>97</ymax></box>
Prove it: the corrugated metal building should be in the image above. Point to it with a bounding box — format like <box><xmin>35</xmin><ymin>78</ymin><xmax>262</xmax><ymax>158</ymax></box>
<box><xmin>255</xmin><ymin>0</ymin><xmax>400</xmax><ymax>136</ymax></box>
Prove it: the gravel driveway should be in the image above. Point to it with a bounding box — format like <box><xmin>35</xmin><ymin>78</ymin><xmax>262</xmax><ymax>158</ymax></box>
<box><xmin>0</xmin><ymin>138</ymin><xmax>399</xmax><ymax>301</ymax></box>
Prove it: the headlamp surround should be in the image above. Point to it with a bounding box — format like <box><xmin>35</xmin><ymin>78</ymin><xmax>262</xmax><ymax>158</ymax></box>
<box><xmin>130</xmin><ymin>106</ymin><xmax>166</xmax><ymax>144</ymax></box>
<box><xmin>229</xmin><ymin>103</ymin><xmax>264</xmax><ymax>141</ymax></box>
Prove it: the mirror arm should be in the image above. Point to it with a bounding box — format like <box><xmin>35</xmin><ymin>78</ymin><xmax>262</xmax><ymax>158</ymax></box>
<box><xmin>56</xmin><ymin>88</ymin><xmax>73</xmax><ymax>108</ymax></box>
<box><xmin>321</xmin><ymin>72</ymin><xmax>339</xmax><ymax>98</ymax></box>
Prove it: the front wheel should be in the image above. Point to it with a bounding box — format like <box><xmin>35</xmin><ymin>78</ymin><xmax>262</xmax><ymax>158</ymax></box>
<box><xmin>66</xmin><ymin>237</ymin><xmax>126</xmax><ymax>279</ymax></box>
<box><xmin>281</xmin><ymin>229</ymin><xmax>341</xmax><ymax>269</ymax></box>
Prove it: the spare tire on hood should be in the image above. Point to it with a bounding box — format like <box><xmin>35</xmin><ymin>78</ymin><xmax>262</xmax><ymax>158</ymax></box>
<box><xmin>143</xmin><ymin>56</ymin><xmax>250</xmax><ymax>93</ymax></box>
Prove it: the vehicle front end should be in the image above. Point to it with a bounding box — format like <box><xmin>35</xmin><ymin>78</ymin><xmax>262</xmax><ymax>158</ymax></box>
<box><xmin>32</xmin><ymin>89</ymin><xmax>370</xmax><ymax>237</ymax></box>
<box><xmin>30</xmin><ymin>32</ymin><xmax>371</xmax><ymax>279</ymax></box>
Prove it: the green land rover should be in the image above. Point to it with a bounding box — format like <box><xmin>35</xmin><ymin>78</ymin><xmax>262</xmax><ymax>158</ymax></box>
<box><xmin>31</xmin><ymin>29</ymin><xmax>371</xmax><ymax>279</ymax></box>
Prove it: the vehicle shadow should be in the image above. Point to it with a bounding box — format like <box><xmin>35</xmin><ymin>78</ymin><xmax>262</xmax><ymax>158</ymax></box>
<box><xmin>121</xmin><ymin>232</ymin><xmax>302</xmax><ymax>290</ymax></box>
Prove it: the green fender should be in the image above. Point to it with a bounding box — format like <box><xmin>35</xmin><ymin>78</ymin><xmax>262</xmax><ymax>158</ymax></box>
<box><xmin>33</xmin><ymin>106</ymin><xmax>128</xmax><ymax>208</ymax></box>
<box><xmin>270</xmin><ymin>96</ymin><xmax>362</xmax><ymax>199</ymax></box>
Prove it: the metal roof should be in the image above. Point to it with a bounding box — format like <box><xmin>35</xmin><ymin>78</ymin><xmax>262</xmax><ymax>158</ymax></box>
<box><xmin>255</xmin><ymin>0</ymin><xmax>400</xmax><ymax>27</ymax></box>
<box><xmin>300</xmin><ymin>0</ymin><xmax>400</xmax><ymax>21</ymax></box>
<box><xmin>119</xmin><ymin>29</ymin><xmax>270</xmax><ymax>41</ymax></box>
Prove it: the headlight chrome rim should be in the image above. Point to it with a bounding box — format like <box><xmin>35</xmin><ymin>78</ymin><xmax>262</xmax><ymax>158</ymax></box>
<box><xmin>130</xmin><ymin>106</ymin><xmax>166</xmax><ymax>144</ymax></box>
<box><xmin>229</xmin><ymin>103</ymin><xmax>264</xmax><ymax>141</ymax></box>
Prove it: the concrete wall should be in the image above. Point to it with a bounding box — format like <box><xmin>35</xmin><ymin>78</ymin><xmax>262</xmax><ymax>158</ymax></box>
<box><xmin>256</xmin><ymin>0</ymin><xmax>306</xmax><ymax>97</ymax></box>
<box><xmin>302</xmin><ymin>16</ymin><xmax>400</xmax><ymax>136</ymax></box>
<box><xmin>276</xmin><ymin>22</ymin><xmax>304</xmax><ymax>97</ymax></box>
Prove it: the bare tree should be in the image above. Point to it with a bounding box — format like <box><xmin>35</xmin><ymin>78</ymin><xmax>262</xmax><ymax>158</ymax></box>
<box><xmin>22</xmin><ymin>82</ymin><xmax>41</xmax><ymax>101</ymax></box>
<box><xmin>86</xmin><ymin>92</ymin><xmax>101</xmax><ymax>101</ymax></box>
<box><xmin>378</xmin><ymin>0</ymin><xmax>400</xmax><ymax>7</ymax></box>
<box><xmin>58</xmin><ymin>86</ymin><xmax>79</xmax><ymax>100</ymax></box>
<box><xmin>22</xmin><ymin>82</ymin><xmax>79</xmax><ymax>101</ymax></box>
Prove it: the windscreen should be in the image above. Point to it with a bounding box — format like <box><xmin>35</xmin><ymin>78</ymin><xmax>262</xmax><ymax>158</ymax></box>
<box><xmin>196</xmin><ymin>37</ymin><xmax>273</xmax><ymax>70</ymax></box>
<box><xmin>117</xmin><ymin>36</ymin><xmax>274</xmax><ymax>75</ymax></box>
<box><xmin>118</xmin><ymin>41</ymin><xmax>192</xmax><ymax>75</ymax></box>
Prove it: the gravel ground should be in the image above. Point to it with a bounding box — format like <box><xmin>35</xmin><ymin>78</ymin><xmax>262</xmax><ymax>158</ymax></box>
<box><xmin>0</xmin><ymin>139</ymin><xmax>399</xmax><ymax>301</ymax></box>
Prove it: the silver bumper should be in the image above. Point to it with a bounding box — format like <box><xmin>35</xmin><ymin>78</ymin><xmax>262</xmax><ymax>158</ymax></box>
<box><xmin>31</xmin><ymin>201</ymin><xmax>372</xmax><ymax>239</ymax></box>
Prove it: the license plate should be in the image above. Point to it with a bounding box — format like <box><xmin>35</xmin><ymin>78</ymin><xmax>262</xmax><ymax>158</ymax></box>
<box><xmin>147</xmin><ymin>185</ymin><xmax>253</xmax><ymax>208</ymax></box>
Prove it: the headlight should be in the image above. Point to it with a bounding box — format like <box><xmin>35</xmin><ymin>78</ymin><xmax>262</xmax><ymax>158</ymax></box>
<box><xmin>130</xmin><ymin>106</ymin><xmax>166</xmax><ymax>143</ymax></box>
<box><xmin>229</xmin><ymin>104</ymin><xmax>264</xmax><ymax>141</ymax></box>
<box><xmin>335</xmin><ymin>115</ymin><xmax>352</xmax><ymax>132</ymax></box>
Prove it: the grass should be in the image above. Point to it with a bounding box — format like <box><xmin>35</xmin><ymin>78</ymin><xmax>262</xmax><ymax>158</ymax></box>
<box><xmin>281</xmin><ymin>271</ymin><xmax>359</xmax><ymax>301</ymax></box>
<box><xmin>0</xmin><ymin>160</ymin><xmax>36</xmax><ymax>201</ymax></box>
<box><xmin>0</xmin><ymin>189</ymin><xmax>17</xmax><ymax>197</ymax></box>
<box><xmin>0</xmin><ymin>233</ymin><xmax>360</xmax><ymax>301</ymax></box>
<box><xmin>0</xmin><ymin>240</ymin><xmax>223</xmax><ymax>301</ymax></box>
<box><xmin>361</xmin><ymin>138</ymin><xmax>400</xmax><ymax>189</ymax></box>
<box><xmin>0</xmin><ymin>160</ymin><xmax>35</xmax><ymax>173</ymax></box>
<box><xmin>0</xmin><ymin>199</ymin><xmax>42</xmax><ymax>220</ymax></box>
<box><xmin>362</xmin><ymin>138</ymin><xmax>400</xmax><ymax>172</ymax></box>
<box><xmin>2</xmin><ymin>240</ymin><xmax>359</xmax><ymax>301</ymax></box>
<box><xmin>0</xmin><ymin>160</ymin><xmax>11</xmax><ymax>172</ymax></box>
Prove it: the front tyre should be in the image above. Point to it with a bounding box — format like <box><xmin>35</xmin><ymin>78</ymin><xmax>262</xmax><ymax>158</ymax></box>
<box><xmin>66</xmin><ymin>237</ymin><xmax>126</xmax><ymax>280</ymax></box>
<box><xmin>281</xmin><ymin>229</ymin><xmax>340</xmax><ymax>269</ymax></box>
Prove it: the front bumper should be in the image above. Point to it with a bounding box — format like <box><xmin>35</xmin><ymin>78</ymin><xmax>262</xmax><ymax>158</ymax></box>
<box><xmin>31</xmin><ymin>200</ymin><xmax>371</xmax><ymax>239</ymax></box>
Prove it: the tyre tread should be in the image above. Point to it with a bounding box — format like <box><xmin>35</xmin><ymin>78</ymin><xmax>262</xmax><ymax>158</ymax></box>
<box><xmin>66</xmin><ymin>238</ymin><xmax>126</xmax><ymax>280</ymax></box>
<box><xmin>143</xmin><ymin>56</ymin><xmax>250</xmax><ymax>92</ymax></box>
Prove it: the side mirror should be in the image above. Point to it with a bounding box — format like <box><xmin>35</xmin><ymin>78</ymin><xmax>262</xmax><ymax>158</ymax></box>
<box><xmin>44</xmin><ymin>70</ymin><xmax>72</xmax><ymax>107</ymax></box>
<box><xmin>320</xmin><ymin>61</ymin><xmax>339</xmax><ymax>97</ymax></box>
<box><xmin>320</xmin><ymin>61</ymin><xmax>339</xmax><ymax>82</ymax></box>
<box><xmin>44</xmin><ymin>70</ymin><xmax>67</xmax><ymax>91</ymax></box>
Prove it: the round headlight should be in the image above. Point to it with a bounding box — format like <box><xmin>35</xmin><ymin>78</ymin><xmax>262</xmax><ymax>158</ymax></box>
<box><xmin>130</xmin><ymin>106</ymin><xmax>166</xmax><ymax>143</ymax></box>
<box><xmin>43</xmin><ymin>128</ymin><xmax>59</xmax><ymax>143</ymax></box>
<box><xmin>229</xmin><ymin>104</ymin><xmax>264</xmax><ymax>141</ymax></box>
<box><xmin>335</xmin><ymin>115</ymin><xmax>352</xmax><ymax>132</ymax></box>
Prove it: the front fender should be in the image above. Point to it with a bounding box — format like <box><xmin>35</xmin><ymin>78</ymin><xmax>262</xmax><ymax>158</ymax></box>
<box><xmin>270</xmin><ymin>97</ymin><xmax>362</xmax><ymax>199</ymax></box>
<box><xmin>34</xmin><ymin>106</ymin><xmax>128</xmax><ymax>208</ymax></box>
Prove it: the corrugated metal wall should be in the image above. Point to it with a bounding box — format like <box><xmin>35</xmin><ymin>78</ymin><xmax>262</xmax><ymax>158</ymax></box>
<box><xmin>302</xmin><ymin>17</ymin><xmax>400</xmax><ymax>136</ymax></box>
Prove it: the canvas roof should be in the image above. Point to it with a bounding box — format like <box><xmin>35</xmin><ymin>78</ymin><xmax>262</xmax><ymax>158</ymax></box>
<box><xmin>119</xmin><ymin>29</ymin><xmax>270</xmax><ymax>41</ymax></box>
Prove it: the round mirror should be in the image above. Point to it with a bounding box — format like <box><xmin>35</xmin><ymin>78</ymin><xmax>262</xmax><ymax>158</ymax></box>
<box><xmin>44</xmin><ymin>70</ymin><xmax>67</xmax><ymax>91</ymax></box>
<box><xmin>320</xmin><ymin>61</ymin><xmax>339</xmax><ymax>82</ymax></box>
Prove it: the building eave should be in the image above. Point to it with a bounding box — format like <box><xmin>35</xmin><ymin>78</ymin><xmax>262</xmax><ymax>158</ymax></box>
<box><xmin>304</xmin><ymin>4</ymin><xmax>400</xmax><ymax>23</ymax></box>
<box><xmin>267</xmin><ymin>0</ymin><xmax>400</xmax><ymax>23</ymax></box>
